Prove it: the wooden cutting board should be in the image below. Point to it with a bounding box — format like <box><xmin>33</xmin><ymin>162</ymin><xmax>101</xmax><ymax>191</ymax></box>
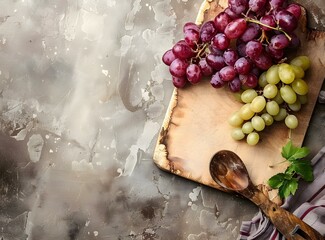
<box><xmin>153</xmin><ymin>0</ymin><xmax>325</xmax><ymax>199</ymax></box>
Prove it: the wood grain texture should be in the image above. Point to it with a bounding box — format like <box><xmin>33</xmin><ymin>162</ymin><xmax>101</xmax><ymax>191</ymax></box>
<box><xmin>153</xmin><ymin>0</ymin><xmax>325</xmax><ymax>198</ymax></box>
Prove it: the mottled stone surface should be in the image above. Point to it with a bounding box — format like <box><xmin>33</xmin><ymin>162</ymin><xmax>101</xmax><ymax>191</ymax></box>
<box><xmin>0</xmin><ymin>1</ymin><xmax>324</xmax><ymax>240</ymax></box>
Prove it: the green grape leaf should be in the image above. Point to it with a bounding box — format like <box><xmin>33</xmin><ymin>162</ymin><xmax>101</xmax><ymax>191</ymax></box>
<box><xmin>281</xmin><ymin>141</ymin><xmax>310</xmax><ymax>162</ymax></box>
<box><xmin>287</xmin><ymin>160</ymin><xmax>314</xmax><ymax>182</ymax></box>
<box><xmin>281</xmin><ymin>140</ymin><xmax>294</xmax><ymax>160</ymax></box>
<box><xmin>289</xmin><ymin>147</ymin><xmax>310</xmax><ymax>161</ymax></box>
<box><xmin>268</xmin><ymin>173</ymin><xmax>286</xmax><ymax>189</ymax></box>
<box><xmin>278</xmin><ymin>178</ymin><xmax>298</xmax><ymax>199</ymax></box>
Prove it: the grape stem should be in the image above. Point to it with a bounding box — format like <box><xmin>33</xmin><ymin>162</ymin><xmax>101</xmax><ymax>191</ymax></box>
<box><xmin>269</xmin><ymin>159</ymin><xmax>288</xmax><ymax>168</ymax></box>
<box><xmin>196</xmin><ymin>43</ymin><xmax>209</xmax><ymax>58</ymax></box>
<box><xmin>246</xmin><ymin>18</ymin><xmax>292</xmax><ymax>41</ymax></box>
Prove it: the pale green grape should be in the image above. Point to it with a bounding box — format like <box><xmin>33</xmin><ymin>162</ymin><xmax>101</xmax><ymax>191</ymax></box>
<box><xmin>239</xmin><ymin>103</ymin><xmax>255</xmax><ymax>120</ymax></box>
<box><xmin>233</xmin><ymin>91</ymin><xmax>243</xmax><ymax>103</ymax></box>
<box><xmin>272</xmin><ymin>91</ymin><xmax>284</xmax><ymax>105</ymax></box>
<box><xmin>290</xmin><ymin>56</ymin><xmax>310</xmax><ymax>71</ymax></box>
<box><xmin>241</xmin><ymin>89</ymin><xmax>258</xmax><ymax>103</ymax></box>
<box><xmin>246</xmin><ymin>132</ymin><xmax>259</xmax><ymax>145</ymax></box>
<box><xmin>280</xmin><ymin>85</ymin><xmax>297</xmax><ymax>104</ymax></box>
<box><xmin>228</xmin><ymin>111</ymin><xmax>244</xmax><ymax>127</ymax></box>
<box><xmin>298</xmin><ymin>94</ymin><xmax>308</xmax><ymax>105</ymax></box>
<box><xmin>259</xmin><ymin>72</ymin><xmax>268</xmax><ymax>88</ymax></box>
<box><xmin>261</xmin><ymin>113</ymin><xmax>274</xmax><ymax>126</ymax></box>
<box><xmin>231</xmin><ymin>128</ymin><xmax>245</xmax><ymax>140</ymax></box>
<box><xmin>250</xmin><ymin>96</ymin><xmax>266</xmax><ymax>113</ymax></box>
<box><xmin>288</xmin><ymin>100</ymin><xmax>301</xmax><ymax>112</ymax></box>
<box><xmin>263</xmin><ymin>84</ymin><xmax>278</xmax><ymax>99</ymax></box>
<box><xmin>285</xmin><ymin>115</ymin><xmax>299</xmax><ymax>129</ymax></box>
<box><xmin>278</xmin><ymin>63</ymin><xmax>295</xmax><ymax>84</ymax></box>
<box><xmin>274</xmin><ymin>108</ymin><xmax>287</xmax><ymax>121</ymax></box>
<box><xmin>251</xmin><ymin>116</ymin><xmax>265</xmax><ymax>131</ymax></box>
<box><xmin>291</xmin><ymin>79</ymin><xmax>309</xmax><ymax>95</ymax></box>
<box><xmin>291</xmin><ymin>65</ymin><xmax>305</xmax><ymax>79</ymax></box>
<box><xmin>266</xmin><ymin>65</ymin><xmax>280</xmax><ymax>84</ymax></box>
<box><xmin>242</xmin><ymin>121</ymin><xmax>254</xmax><ymax>134</ymax></box>
<box><xmin>266</xmin><ymin>100</ymin><xmax>280</xmax><ymax>116</ymax></box>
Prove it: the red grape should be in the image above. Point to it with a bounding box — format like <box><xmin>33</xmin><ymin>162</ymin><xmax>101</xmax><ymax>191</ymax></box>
<box><xmin>200</xmin><ymin>21</ymin><xmax>217</xmax><ymax>43</ymax></box>
<box><xmin>184</xmin><ymin>29</ymin><xmax>200</xmax><ymax>48</ymax></box>
<box><xmin>199</xmin><ymin>58</ymin><xmax>214</xmax><ymax>76</ymax></box>
<box><xmin>240</xmin><ymin>74</ymin><xmax>258</xmax><ymax>88</ymax></box>
<box><xmin>266</xmin><ymin>45</ymin><xmax>284</xmax><ymax>60</ymax></box>
<box><xmin>228</xmin><ymin>0</ymin><xmax>248</xmax><ymax>15</ymax></box>
<box><xmin>169</xmin><ymin>58</ymin><xmax>189</xmax><ymax>77</ymax></box>
<box><xmin>240</xmin><ymin>23</ymin><xmax>261</xmax><ymax>42</ymax></box>
<box><xmin>172</xmin><ymin>76</ymin><xmax>187</xmax><ymax>88</ymax></box>
<box><xmin>224</xmin><ymin>18</ymin><xmax>247</xmax><ymax>39</ymax></box>
<box><xmin>223</xmin><ymin>49</ymin><xmax>239</xmax><ymax>66</ymax></box>
<box><xmin>224</xmin><ymin>7</ymin><xmax>240</xmax><ymax>20</ymax></box>
<box><xmin>219</xmin><ymin>66</ymin><xmax>236</xmax><ymax>81</ymax></box>
<box><xmin>270</xmin><ymin>34</ymin><xmax>290</xmax><ymax>49</ymax></box>
<box><xmin>288</xmin><ymin>33</ymin><xmax>300</xmax><ymax>48</ymax></box>
<box><xmin>234</xmin><ymin>57</ymin><xmax>252</xmax><ymax>75</ymax></box>
<box><xmin>253</xmin><ymin>51</ymin><xmax>272</xmax><ymax>70</ymax></box>
<box><xmin>210</xmin><ymin>73</ymin><xmax>225</xmax><ymax>88</ymax></box>
<box><xmin>162</xmin><ymin>49</ymin><xmax>176</xmax><ymax>66</ymax></box>
<box><xmin>260</xmin><ymin>15</ymin><xmax>276</xmax><ymax>31</ymax></box>
<box><xmin>228</xmin><ymin>77</ymin><xmax>242</xmax><ymax>92</ymax></box>
<box><xmin>212</xmin><ymin>33</ymin><xmax>230</xmax><ymax>50</ymax></box>
<box><xmin>214</xmin><ymin>12</ymin><xmax>232</xmax><ymax>33</ymax></box>
<box><xmin>245</xmin><ymin>40</ymin><xmax>263</xmax><ymax>59</ymax></box>
<box><xmin>269</xmin><ymin>0</ymin><xmax>285</xmax><ymax>9</ymax></box>
<box><xmin>236</xmin><ymin>41</ymin><xmax>247</xmax><ymax>57</ymax></box>
<box><xmin>275</xmin><ymin>10</ymin><xmax>298</xmax><ymax>33</ymax></box>
<box><xmin>206</xmin><ymin>54</ymin><xmax>226</xmax><ymax>71</ymax></box>
<box><xmin>186</xmin><ymin>64</ymin><xmax>202</xmax><ymax>84</ymax></box>
<box><xmin>286</xmin><ymin>3</ymin><xmax>301</xmax><ymax>20</ymax></box>
<box><xmin>172</xmin><ymin>41</ymin><xmax>194</xmax><ymax>59</ymax></box>
<box><xmin>249</xmin><ymin>0</ymin><xmax>267</xmax><ymax>13</ymax></box>
<box><xmin>183</xmin><ymin>22</ymin><xmax>200</xmax><ymax>33</ymax></box>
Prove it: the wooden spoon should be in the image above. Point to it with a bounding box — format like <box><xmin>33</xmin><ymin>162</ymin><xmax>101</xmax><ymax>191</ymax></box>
<box><xmin>209</xmin><ymin>150</ymin><xmax>323</xmax><ymax>240</ymax></box>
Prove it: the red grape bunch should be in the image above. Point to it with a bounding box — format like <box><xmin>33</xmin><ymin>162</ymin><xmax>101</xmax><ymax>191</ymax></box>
<box><xmin>162</xmin><ymin>0</ymin><xmax>303</xmax><ymax>92</ymax></box>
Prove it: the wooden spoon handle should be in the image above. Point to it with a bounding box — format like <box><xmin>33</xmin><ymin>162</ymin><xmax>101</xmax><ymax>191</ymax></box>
<box><xmin>246</xmin><ymin>188</ymin><xmax>324</xmax><ymax>240</ymax></box>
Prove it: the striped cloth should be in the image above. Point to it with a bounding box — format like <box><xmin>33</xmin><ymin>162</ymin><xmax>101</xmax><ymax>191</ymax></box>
<box><xmin>239</xmin><ymin>147</ymin><xmax>325</xmax><ymax>239</ymax></box>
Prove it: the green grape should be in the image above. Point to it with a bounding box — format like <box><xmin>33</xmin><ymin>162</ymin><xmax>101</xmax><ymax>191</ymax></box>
<box><xmin>290</xmin><ymin>56</ymin><xmax>310</xmax><ymax>71</ymax></box>
<box><xmin>261</xmin><ymin>113</ymin><xmax>274</xmax><ymax>126</ymax></box>
<box><xmin>259</xmin><ymin>72</ymin><xmax>268</xmax><ymax>88</ymax></box>
<box><xmin>231</xmin><ymin>128</ymin><xmax>245</xmax><ymax>141</ymax></box>
<box><xmin>278</xmin><ymin>63</ymin><xmax>295</xmax><ymax>84</ymax></box>
<box><xmin>291</xmin><ymin>79</ymin><xmax>309</xmax><ymax>95</ymax></box>
<box><xmin>266</xmin><ymin>65</ymin><xmax>280</xmax><ymax>84</ymax></box>
<box><xmin>239</xmin><ymin>103</ymin><xmax>255</xmax><ymax>120</ymax></box>
<box><xmin>288</xmin><ymin>100</ymin><xmax>301</xmax><ymax>112</ymax></box>
<box><xmin>272</xmin><ymin>91</ymin><xmax>284</xmax><ymax>105</ymax></box>
<box><xmin>241</xmin><ymin>89</ymin><xmax>258</xmax><ymax>103</ymax></box>
<box><xmin>280</xmin><ymin>85</ymin><xmax>297</xmax><ymax>104</ymax></box>
<box><xmin>263</xmin><ymin>84</ymin><xmax>278</xmax><ymax>99</ymax></box>
<box><xmin>251</xmin><ymin>116</ymin><xmax>265</xmax><ymax>131</ymax></box>
<box><xmin>246</xmin><ymin>132</ymin><xmax>259</xmax><ymax>145</ymax></box>
<box><xmin>274</xmin><ymin>108</ymin><xmax>287</xmax><ymax>121</ymax></box>
<box><xmin>228</xmin><ymin>111</ymin><xmax>244</xmax><ymax>127</ymax></box>
<box><xmin>233</xmin><ymin>91</ymin><xmax>244</xmax><ymax>103</ymax></box>
<box><xmin>242</xmin><ymin>121</ymin><xmax>254</xmax><ymax>134</ymax></box>
<box><xmin>250</xmin><ymin>96</ymin><xmax>266</xmax><ymax>113</ymax></box>
<box><xmin>266</xmin><ymin>100</ymin><xmax>280</xmax><ymax>116</ymax></box>
<box><xmin>291</xmin><ymin>65</ymin><xmax>305</xmax><ymax>79</ymax></box>
<box><xmin>298</xmin><ymin>94</ymin><xmax>308</xmax><ymax>105</ymax></box>
<box><xmin>285</xmin><ymin>115</ymin><xmax>298</xmax><ymax>129</ymax></box>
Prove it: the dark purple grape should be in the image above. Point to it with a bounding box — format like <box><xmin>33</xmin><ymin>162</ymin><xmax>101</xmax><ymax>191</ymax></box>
<box><xmin>206</xmin><ymin>54</ymin><xmax>226</xmax><ymax>71</ymax></box>
<box><xmin>183</xmin><ymin>22</ymin><xmax>200</xmax><ymax>33</ymax></box>
<box><xmin>249</xmin><ymin>0</ymin><xmax>267</xmax><ymax>13</ymax></box>
<box><xmin>172</xmin><ymin>41</ymin><xmax>194</xmax><ymax>59</ymax></box>
<box><xmin>228</xmin><ymin>0</ymin><xmax>248</xmax><ymax>15</ymax></box>
<box><xmin>253</xmin><ymin>51</ymin><xmax>272</xmax><ymax>70</ymax></box>
<box><xmin>209</xmin><ymin>45</ymin><xmax>224</xmax><ymax>55</ymax></box>
<box><xmin>266</xmin><ymin>45</ymin><xmax>284</xmax><ymax>61</ymax></box>
<box><xmin>198</xmin><ymin>58</ymin><xmax>214</xmax><ymax>76</ymax></box>
<box><xmin>250</xmin><ymin>67</ymin><xmax>260</xmax><ymax>77</ymax></box>
<box><xmin>236</xmin><ymin>41</ymin><xmax>247</xmax><ymax>57</ymax></box>
<box><xmin>286</xmin><ymin>3</ymin><xmax>301</xmax><ymax>19</ymax></box>
<box><xmin>234</xmin><ymin>57</ymin><xmax>252</xmax><ymax>75</ymax></box>
<box><xmin>275</xmin><ymin>10</ymin><xmax>298</xmax><ymax>32</ymax></box>
<box><xmin>214</xmin><ymin>12</ymin><xmax>232</xmax><ymax>33</ymax></box>
<box><xmin>224</xmin><ymin>18</ymin><xmax>247</xmax><ymax>39</ymax></box>
<box><xmin>219</xmin><ymin>66</ymin><xmax>236</xmax><ymax>81</ymax></box>
<box><xmin>210</xmin><ymin>72</ymin><xmax>225</xmax><ymax>88</ymax></box>
<box><xmin>245</xmin><ymin>40</ymin><xmax>263</xmax><ymax>59</ymax></box>
<box><xmin>223</xmin><ymin>49</ymin><xmax>239</xmax><ymax>66</ymax></box>
<box><xmin>169</xmin><ymin>58</ymin><xmax>189</xmax><ymax>77</ymax></box>
<box><xmin>288</xmin><ymin>32</ymin><xmax>300</xmax><ymax>48</ymax></box>
<box><xmin>199</xmin><ymin>21</ymin><xmax>217</xmax><ymax>43</ymax></box>
<box><xmin>224</xmin><ymin>7</ymin><xmax>240</xmax><ymax>20</ymax></box>
<box><xmin>270</xmin><ymin>34</ymin><xmax>290</xmax><ymax>49</ymax></box>
<box><xmin>269</xmin><ymin>0</ymin><xmax>285</xmax><ymax>9</ymax></box>
<box><xmin>186</xmin><ymin>64</ymin><xmax>202</xmax><ymax>84</ymax></box>
<box><xmin>228</xmin><ymin>77</ymin><xmax>242</xmax><ymax>92</ymax></box>
<box><xmin>172</xmin><ymin>76</ymin><xmax>187</xmax><ymax>88</ymax></box>
<box><xmin>260</xmin><ymin>15</ymin><xmax>276</xmax><ymax>31</ymax></box>
<box><xmin>212</xmin><ymin>33</ymin><xmax>230</xmax><ymax>50</ymax></box>
<box><xmin>184</xmin><ymin>29</ymin><xmax>200</xmax><ymax>48</ymax></box>
<box><xmin>239</xmin><ymin>23</ymin><xmax>261</xmax><ymax>42</ymax></box>
<box><xmin>240</xmin><ymin>74</ymin><xmax>258</xmax><ymax>88</ymax></box>
<box><xmin>162</xmin><ymin>49</ymin><xmax>176</xmax><ymax>66</ymax></box>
